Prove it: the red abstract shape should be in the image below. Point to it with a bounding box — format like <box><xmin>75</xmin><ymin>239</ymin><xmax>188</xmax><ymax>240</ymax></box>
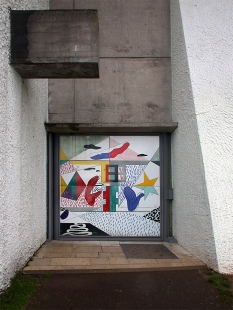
<box><xmin>76</xmin><ymin>173</ymin><xmax>86</xmax><ymax>200</ymax></box>
<box><xmin>109</xmin><ymin>142</ymin><xmax>130</xmax><ymax>158</ymax></box>
<box><xmin>103</xmin><ymin>186</ymin><xmax>110</xmax><ymax>212</ymax></box>
<box><xmin>106</xmin><ymin>165</ymin><xmax>110</xmax><ymax>182</ymax></box>
<box><xmin>85</xmin><ymin>176</ymin><xmax>102</xmax><ymax>206</ymax></box>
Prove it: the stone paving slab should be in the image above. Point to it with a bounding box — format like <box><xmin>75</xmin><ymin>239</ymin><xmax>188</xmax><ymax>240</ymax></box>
<box><xmin>98</xmin><ymin>252</ymin><xmax>113</xmax><ymax>258</ymax></box>
<box><xmin>73</xmin><ymin>246</ymin><xmax>102</xmax><ymax>252</ymax></box>
<box><xmin>102</xmin><ymin>246</ymin><xmax>124</xmax><ymax>252</ymax></box>
<box><xmin>44</xmin><ymin>247</ymin><xmax>73</xmax><ymax>253</ymax></box>
<box><xmin>23</xmin><ymin>241</ymin><xmax>206</xmax><ymax>274</ymax></box>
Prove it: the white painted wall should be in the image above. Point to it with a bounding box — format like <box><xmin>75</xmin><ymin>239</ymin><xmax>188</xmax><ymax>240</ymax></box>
<box><xmin>0</xmin><ymin>0</ymin><xmax>49</xmax><ymax>291</ymax></box>
<box><xmin>171</xmin><ymin>0</ymin><xmax>233</xmax><ymax>273</ymax></box>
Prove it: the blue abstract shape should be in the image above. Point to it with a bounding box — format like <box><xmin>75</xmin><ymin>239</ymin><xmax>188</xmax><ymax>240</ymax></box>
<box><xmin>90</xmin><ymin>152</ymin><xmax>110</xmax><ymax>160</ymax></box>
<box><xmin>118</xmin><ymin>165</ymin><xmax>147</xmax><ymax>206</ymax></box>
<box><xmin>60</xmin><ymin>209</ymin><xmax>69</xmax><ymax>220</ymax></box>
<box><xmin>124</xmin><ymin>187</ymin><xmax>144</xmax><ymax>212</ymax></box>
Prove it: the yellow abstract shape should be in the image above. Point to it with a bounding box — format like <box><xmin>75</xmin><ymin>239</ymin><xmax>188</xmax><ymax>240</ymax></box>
<box><xmin>70</xmin><ymin>160</ymin><xmax>110</xmax><ymax>183</ymax></box>
<box><xmin>60</xmin><ymin>148</ymin><xmax>69</xmax><ymax>160</ymax></box>
<box><xmin>136</xmin><ymin>172</ymin><xmax>158</xmax><ymax>187</ymax></box>
<box><xmin>60</xmin><ymin>176</ymin><xmax>67</xmax><ymax>195</ymax></box>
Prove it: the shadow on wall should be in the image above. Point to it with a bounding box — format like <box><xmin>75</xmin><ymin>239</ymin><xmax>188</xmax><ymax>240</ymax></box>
<box><xmin>170</xmin><ymin>0</ymin><xmax>218</xmax><ymax>271</ymax></box>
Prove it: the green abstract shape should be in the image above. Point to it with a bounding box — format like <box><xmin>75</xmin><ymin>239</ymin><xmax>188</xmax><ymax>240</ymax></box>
<box><xmin>151</xmin><ymin>147</ymin><xmax>160</xmax><ymax>161</ymax></box>
<box><xmin>110</xmin><ymin>185</ymin><xmax>118</xmax><ymax>212</ymax></box>
<box><xmin>60</xmin><ymin>160</ymin><xmax>68</xmax><ymax>166</ymax></box>
<box><xmin>67</xmin><ymin>173</ymin><xmax>77</xmax><ymax>200</ymax></box>
<box><xmin>135</xmin><ymin>185</ymin><xmax>158</xmax><ymax>199</ymax></box>
<box><xmin>60</xmin><ymin>135</ymin><xmax>108</xmax><ymax>160</ymax></box>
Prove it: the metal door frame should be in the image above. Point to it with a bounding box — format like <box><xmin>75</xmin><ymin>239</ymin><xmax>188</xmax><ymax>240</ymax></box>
<box><xmin>47</xmin><ymin>132</ymin><xmax>173</xmax><ymax>241</ymax></box>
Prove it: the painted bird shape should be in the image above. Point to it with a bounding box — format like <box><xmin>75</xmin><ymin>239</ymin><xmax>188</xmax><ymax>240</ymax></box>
<box><xmin>124</xmin><ymin>186</ymin><xmax>144</xmax><ymax>212</ymax></box>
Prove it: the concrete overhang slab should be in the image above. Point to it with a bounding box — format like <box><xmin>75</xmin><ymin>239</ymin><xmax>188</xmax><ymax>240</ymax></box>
<box><xmin>10</xmin><ymin>10</ymin><xmax>99</xmax><ymax>78</ymax></box>
<box><xmin>44</xmin><ymin>123</ymin><xmax>178</xmax><ymax>134</ymax></box>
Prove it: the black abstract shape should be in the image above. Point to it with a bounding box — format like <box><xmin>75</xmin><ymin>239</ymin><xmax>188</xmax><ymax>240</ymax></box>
<box><xmin>60</xmin><ymin>209</ymin><xmax>69</xmax><ymax>220</ymax></box>
<box><xmin>137</xmin><ymin>154</ymin><xmax>148</xmax><ymax>157</ymax></box>
<box><xmin>60</xmin><ymin>223</ymin><xmax>109</xmax><ymax>236</ymax></box>
<box><xmin>84</xmin><ymin>144</ymin><xmax>101</xmax><ymax>150</ymax></box>
<box><xmin>84</xmin><ymin>167</ymin><xmax>95</xmax><ymax>171</ymax></box>
<box><xmin>143</xmin><ymin>207</ymin><xmax>160</xmax><ymax>223</ymax></box>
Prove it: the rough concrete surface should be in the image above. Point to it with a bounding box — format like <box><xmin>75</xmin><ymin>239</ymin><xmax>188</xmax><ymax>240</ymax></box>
<box><xmin>49</xmin><ymin>58</ymin><xmax>171</xmax><ymax>124</ymax></box>
<box><xmin>171</xmin><ymin>0</ymin><xmax>233</xmax><ymax>274</ymax></box>
<box><xmin>48</xmin><ymin>0</ymin><xmax>172</xmax><ymax>127</ymax></box>
<box><xmin>74</xmin><ymin>0</ymin><xmax>171</xmax><ymax>58</ymax></box>
<box><xmin>50</xmin><ymin>0</ymin><xmax>171</xmax><ymax>57</ymax></box>
<box><xmin>0</xmin><ymin>0</ymin><xmax>48</xmax><ymax>291</ymax></box>
<box><xmin>11</xmin><ymin>10</ymin><xmax>99</xmax><ymax>78</ymax></box>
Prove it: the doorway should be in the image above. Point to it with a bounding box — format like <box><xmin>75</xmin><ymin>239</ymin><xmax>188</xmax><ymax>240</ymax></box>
<box><xmin>48</xmin><ymin>134</ymin><xmax>171</xmax><ymax>240</ymax></box>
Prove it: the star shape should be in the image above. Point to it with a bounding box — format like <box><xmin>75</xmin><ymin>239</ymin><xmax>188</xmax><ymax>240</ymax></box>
<box><xmin>135</xmin><ymin>172</ymin><xmax>159</xmax><ymax>199</ymax></box>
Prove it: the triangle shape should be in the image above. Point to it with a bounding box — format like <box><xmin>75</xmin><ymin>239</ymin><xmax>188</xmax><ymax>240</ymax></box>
<box><xmin>76</xmin><ymin>172</ymin><xmax>86</xmax><ymax>199</ymax></box>
<box><xmin>60</xmin><ymin>176</ymin><xmax>67</xmax><ymax>187</ymax></box>
<box><xmin>60</xmin><ymin>148</ymin><xmax>69</xmax><ymax>161</ymax></box>
<box><xmin>60</xmin><ymin>176</ymin><xmax>67</xmax><ymax>195</ymax></box>
<box><xmin>62</xmin><ymin>171</ymin><xmax>76</xmax><ymax>186</ymax></box>
<box><xmin>61</xmin><ymin>187</ymin><xmax>75</xmax><ymax>200</ymax></box>
<box><xmin>152</xmin><ymin>161</ymin><xmax>160</xmax><ymax>167</ymax></box>
<box><xmin>67</xmin><ymin>172</ymin><xmax>77</xmax><ymax>200</ymax></box>
<box><xmin>60</xmin><ymin>160</ymin><xmax>69</xmax><ymax>166</ymax></box>
<box><xmin>60</xmin><ymin>161</ymin><xmax>76</xmax><ymax>175</ymax></box>
<box><xmin>110</xmin><ymin>137</ymin><xmax>121</xmax><ymax>148</ymax></box>
<box><xmin>143</xmin><ymin>207</ymin><xmax>160</xmax><ymax>222</ymax></box>
<box><xmin>151</xmin><ymin>148</ymin><xmax>160</xmax><ymax>161</ymax></box>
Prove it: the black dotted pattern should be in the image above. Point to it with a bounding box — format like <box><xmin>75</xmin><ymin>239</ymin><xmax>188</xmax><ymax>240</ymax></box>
<box><xmin>143</xmin><ymin>207</ymin><xmax>160</xmax><ymax>223</ymax></box>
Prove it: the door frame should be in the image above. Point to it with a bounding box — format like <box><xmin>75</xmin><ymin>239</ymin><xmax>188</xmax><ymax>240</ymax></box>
<box><xmin>47</xmin><ymin>132</ymin><xmax>172</xmax><ymax>241</ymax></box>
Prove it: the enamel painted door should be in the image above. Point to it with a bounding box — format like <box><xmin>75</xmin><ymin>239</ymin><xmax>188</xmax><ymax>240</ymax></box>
<box><xmin>59</xmin><ymin>135</ymin><xmax>160</xmax><ymax>237</ymax></box>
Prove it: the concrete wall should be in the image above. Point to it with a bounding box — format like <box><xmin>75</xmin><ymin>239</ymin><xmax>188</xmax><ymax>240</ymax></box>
<box><xmin>48</xmin><ymin>0</ymin><xmax>174</xmax><ymax>131</ymax></box>
<box><xmin>171</xmin><ymin>0</ymin><xmax>233</xmax><ymax>274</ymax></box>
<box><xmin>0</xmin><ymin>0</ymin><xmax>48</xmax><ymax>291</ymax></box>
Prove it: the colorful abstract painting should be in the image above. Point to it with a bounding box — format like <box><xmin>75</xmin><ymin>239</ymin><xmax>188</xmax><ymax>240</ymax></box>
<box><xmin>59</xmin><ymin>136</ymin><xmax>160</xmax><ymax>237</ymax></box>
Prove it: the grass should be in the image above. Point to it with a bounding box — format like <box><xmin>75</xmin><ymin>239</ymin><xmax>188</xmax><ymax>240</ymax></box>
<box><xmin>205</xmin><ymin>270</ymin><xmax>233</xmax><ymax>304</ymax></box>
<box><xmin>0</xmin><ymin>273</ymin><xmax>41</xmax><ymax>310</ymax></box>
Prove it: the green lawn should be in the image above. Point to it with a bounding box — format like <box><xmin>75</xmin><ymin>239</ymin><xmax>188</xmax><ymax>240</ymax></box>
<box><xmin>0</xmin><ymin>273</ymin><xmax>41</xmax><ymax>310</ymax></box>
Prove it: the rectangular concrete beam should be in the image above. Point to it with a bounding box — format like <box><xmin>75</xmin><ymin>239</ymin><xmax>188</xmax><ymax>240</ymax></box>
<box><xmin>10</xmin><ymin>10</ymin><xmax>99</xmax><ymax>78</ymax></box>
<box><xmin>44</xmin><ymin>123</ymin><xmax>178</xmax><ymax>133</ymax></box>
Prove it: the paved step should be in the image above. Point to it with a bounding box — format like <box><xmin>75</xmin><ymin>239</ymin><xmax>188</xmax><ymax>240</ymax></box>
<box><xmin>23</xmin><ymin>241</ymin><xmax>206</xmax><ymax>274</ymax></box>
